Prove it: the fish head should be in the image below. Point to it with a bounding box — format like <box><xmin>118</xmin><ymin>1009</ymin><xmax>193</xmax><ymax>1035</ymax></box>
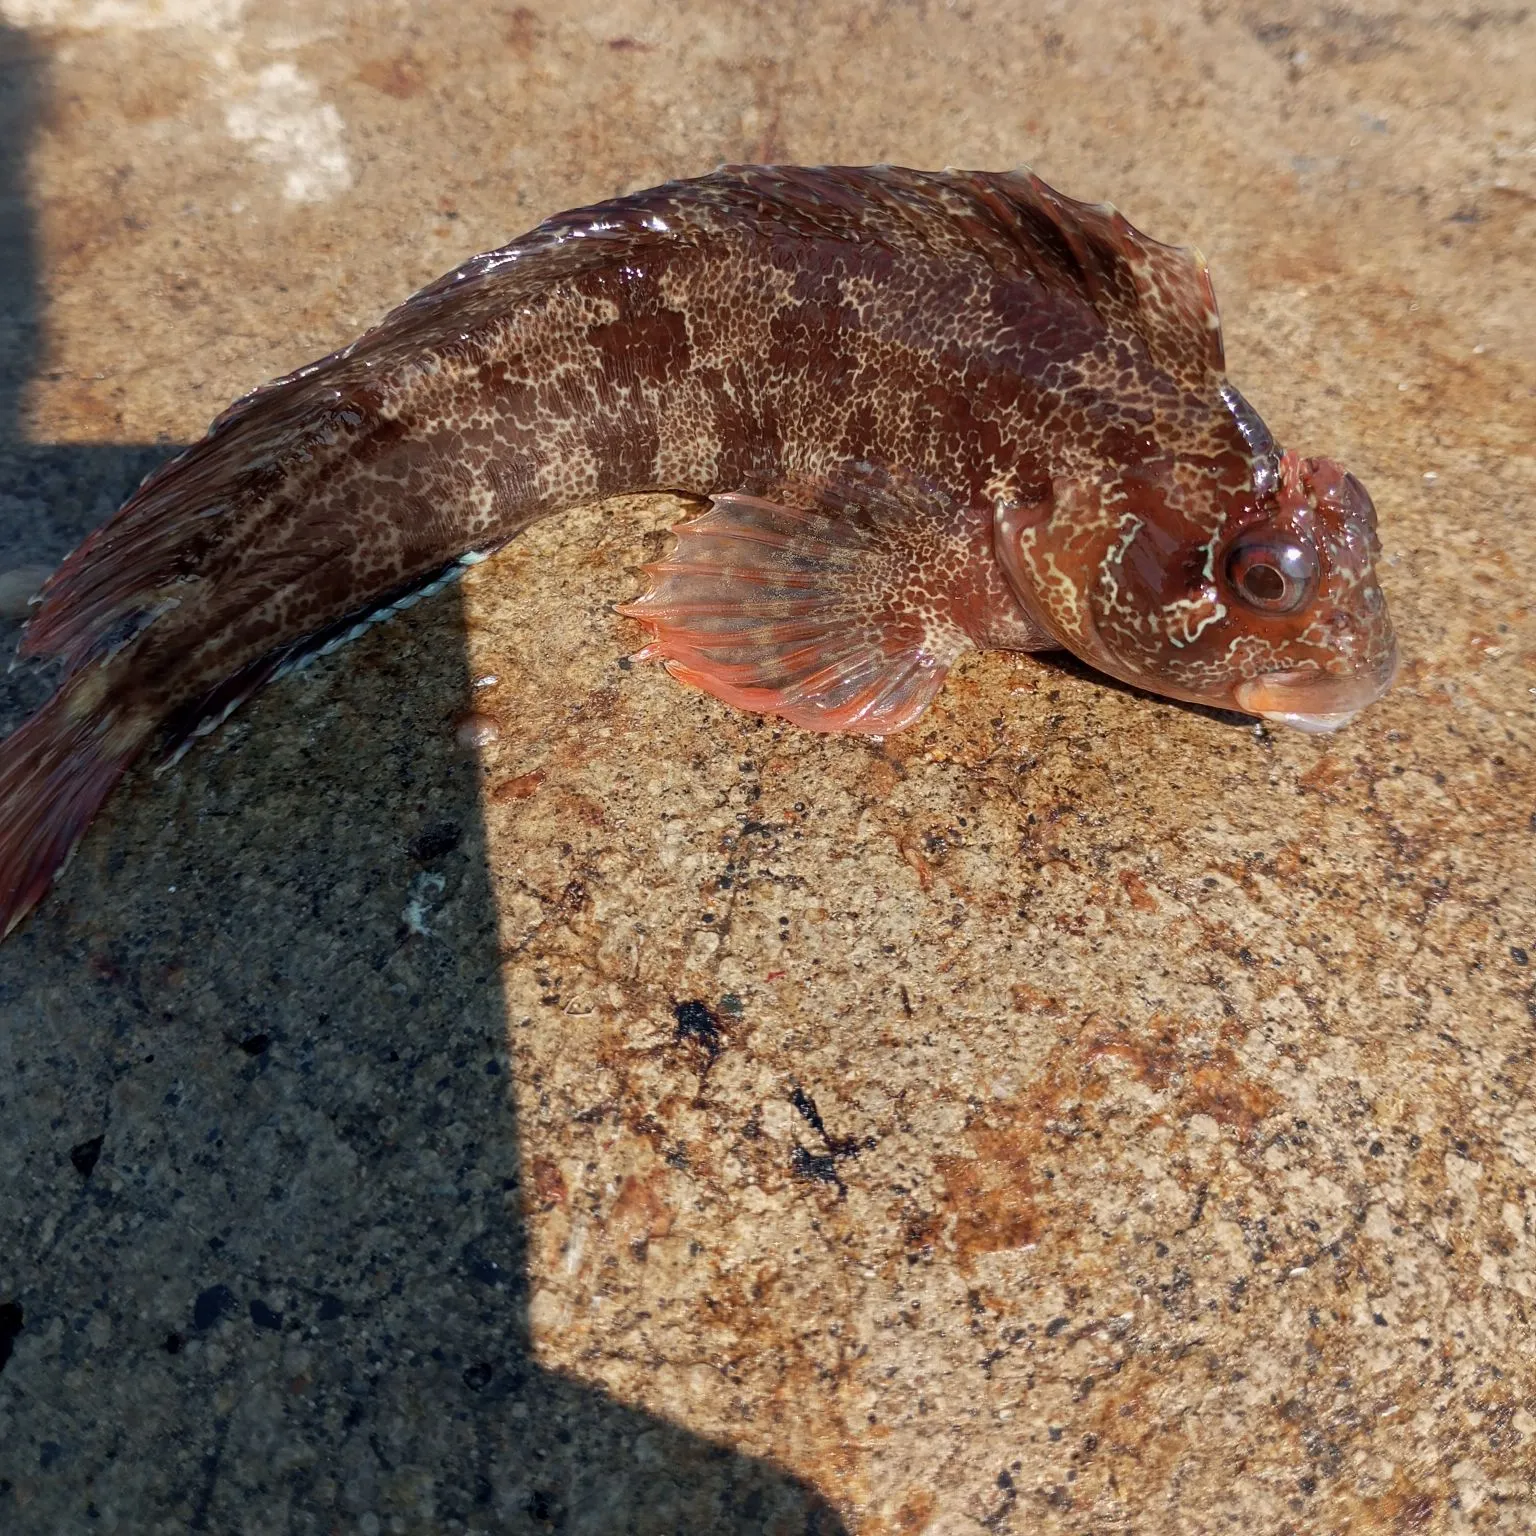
<box><xmin>1217</xmin><ymin>453</ymin><xmax>1399</xmax><ymax>731</ymax></box>
<box><xmin>997</xmin><ymin>430</ymin><xmax>1397</xmax><ymax>732</ymax></box>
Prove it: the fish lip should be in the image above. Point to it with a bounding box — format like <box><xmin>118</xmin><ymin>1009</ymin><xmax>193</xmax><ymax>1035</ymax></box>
<box><xmin>1246</xmin><ymin>704</ymin><xmax>1362</xmax><ymax>736</ymax></box>
<box><xmin>1234</xmin><ymin>652</ymin><xmax>1399</xmax><ymax>734</ymax></box>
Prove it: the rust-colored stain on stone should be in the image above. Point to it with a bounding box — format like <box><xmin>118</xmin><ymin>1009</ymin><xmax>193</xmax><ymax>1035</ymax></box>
<box><xmin>890</xmin><ymin>1488</ymin><xmax>935</xmax><ymax>1532</ymax></box>
<box><xmin>488</xmin><ymin>766</ymin><xmax>544</xmax><ymax>802</ymax></box>
<box><xmin>356</xmin><ymin>53</ymin><xmax>427</xmax><ymax>99</ymax></box>
<box><xmin>935</xmin><ymin>1157</ymin><xmax>1040</xmax><ymax>1266</ymax></box>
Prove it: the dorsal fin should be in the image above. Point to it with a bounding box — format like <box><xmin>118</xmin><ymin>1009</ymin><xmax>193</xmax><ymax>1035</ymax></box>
<box><xmin>700</xmin><ymin>164</ymin><xmax>1226</xmax><ymax>387</ymax></box>
<box><xmin>1001</xmin><ymin>171</ymin><xmax>1224</xmax><ymax>385</ymax></box>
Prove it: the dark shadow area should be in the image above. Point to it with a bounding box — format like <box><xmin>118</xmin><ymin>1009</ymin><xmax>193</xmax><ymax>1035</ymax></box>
<box><xmin>0</xmin><ymin>24</ymin><xmax>844</xmax><ymax>1533</ymax></box>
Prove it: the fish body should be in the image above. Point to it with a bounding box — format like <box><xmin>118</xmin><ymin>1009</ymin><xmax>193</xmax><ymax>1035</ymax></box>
<box><xmin>0</xmin><ymin>164</ymin><xmax>1396</xmax><ymax>936</ymax></box>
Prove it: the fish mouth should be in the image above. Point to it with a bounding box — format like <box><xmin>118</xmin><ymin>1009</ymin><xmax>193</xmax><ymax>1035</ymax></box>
<box><xmin>1234</xmin><ymin>653</ymin><xmax>1399</xmax><ymax>735</ymax></box>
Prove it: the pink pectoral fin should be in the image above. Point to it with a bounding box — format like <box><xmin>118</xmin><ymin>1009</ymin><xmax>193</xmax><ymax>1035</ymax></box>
<box><xmin>617</xmin><ymin>476</ymin><xmax>974</xmax><ymax>734</ymax></box>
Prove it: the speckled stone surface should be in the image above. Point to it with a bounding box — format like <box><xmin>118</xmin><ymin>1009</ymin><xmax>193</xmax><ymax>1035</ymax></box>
<box><xmin>1</xmin><ymin>2</ymin><xmax>1534</xmax><ymax>1532</ymax></box>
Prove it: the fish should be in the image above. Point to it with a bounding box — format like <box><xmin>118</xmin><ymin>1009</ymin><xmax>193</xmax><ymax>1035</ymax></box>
<box><xmin>0</xmin><ymin>164</ymin><xmax>1397</xmax><ymax>938</ymax></box>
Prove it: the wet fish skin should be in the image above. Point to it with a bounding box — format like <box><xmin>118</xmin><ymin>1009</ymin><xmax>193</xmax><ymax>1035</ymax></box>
<box><xmin>0</xmin><ymin>164</ymin><xmax>1396</xmax><ymax>937</ymax></box>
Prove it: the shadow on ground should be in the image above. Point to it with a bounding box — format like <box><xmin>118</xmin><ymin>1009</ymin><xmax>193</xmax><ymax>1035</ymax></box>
<box><xmin>0</xmin><ymin>23</ymin><xmax>843</xmax><ymax>1533</ymax></box>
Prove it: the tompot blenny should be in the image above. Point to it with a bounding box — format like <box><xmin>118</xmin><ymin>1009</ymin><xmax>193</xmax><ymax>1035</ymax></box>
<box><xmin>0</xmin><ymin>164</ymin><xmax>1396</xmax><ymax>936</ymax></box>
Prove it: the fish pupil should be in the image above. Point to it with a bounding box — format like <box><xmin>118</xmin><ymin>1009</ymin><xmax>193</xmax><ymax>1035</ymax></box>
<box><xmin>1242</xmin><ymin>562</ymin><xmax>1286</xmax><ymax>604</ymax></box>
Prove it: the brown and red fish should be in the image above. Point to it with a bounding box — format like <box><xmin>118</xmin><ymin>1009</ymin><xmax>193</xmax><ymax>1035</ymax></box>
<box><xmin>0</xmin><ymin>164</ymin><xmax>1397</xmax><ymax>937</ymax></box>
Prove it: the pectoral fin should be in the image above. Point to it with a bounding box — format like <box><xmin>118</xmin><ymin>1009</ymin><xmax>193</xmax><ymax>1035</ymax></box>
<box><xmin>617</xmin><ymin>471</ymin><xmax>978</xmax><ymax>734</ymax></box>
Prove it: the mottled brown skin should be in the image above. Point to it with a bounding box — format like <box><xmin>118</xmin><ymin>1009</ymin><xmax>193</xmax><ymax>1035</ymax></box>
<box><xmin>0</xmin><ymin>164</ymin><xmax>1396</xmax><ymax>935</ymax></box>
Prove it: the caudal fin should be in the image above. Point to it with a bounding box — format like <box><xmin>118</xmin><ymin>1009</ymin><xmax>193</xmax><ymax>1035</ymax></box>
<box><xmin>0</xmin><ymin>677</ymin><xmax>153</xmax><ymax>937</ymax></box>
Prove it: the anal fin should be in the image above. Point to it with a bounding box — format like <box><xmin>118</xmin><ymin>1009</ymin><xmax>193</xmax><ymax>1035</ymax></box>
<box><xmin>617</xmin><ymin>469</ymin><xmax>986</xmax><ymax>735</ymax></box>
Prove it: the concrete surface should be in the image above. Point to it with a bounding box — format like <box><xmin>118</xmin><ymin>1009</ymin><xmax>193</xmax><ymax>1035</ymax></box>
<box><xmin>1</xmin><ymin>1</ymin><xmax>1534</xmax><ymax>1531</ymax></box>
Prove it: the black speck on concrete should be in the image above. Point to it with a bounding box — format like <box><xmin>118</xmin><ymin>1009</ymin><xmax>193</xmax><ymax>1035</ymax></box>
<box><xmin>790</xmin><ymin>1144</ymin><xmax>844</xmax><ymax>1193</ymax></box>
<box><xmin>409</xmin><ymin>821</ymin><xmax>462</xmax><ymax>862</ymax></box>
<box><xmin>249</xmin><ymin>1299</ymin><xmax>282</xmax><ymax>1332</ymax></box>
<box><xmin>69</xmin><ymin>1135</ymin><xmax>103</xmax><ymax>1179</ymax></box>
<box><xmin>789</xmin><ymin>1086</ymin><xmax>827</xmax><ymax>1138</ymax></box>
<box><xmin>673</xmin><ymin>998</ymin><xmax>722</xmax><ymax>1059</ymax></box>
<box><xmin>193</xmin><ymin>1285</ymin><xmax>237</xmax><ymax>1330</ymax></box>
<box><xmin>0</xmin><ymin>1301</ymin><xmax>22</xmax><ymax>1373</ymax></box>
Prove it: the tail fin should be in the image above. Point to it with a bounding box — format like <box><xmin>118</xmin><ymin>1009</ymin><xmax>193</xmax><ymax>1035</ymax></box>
<box><xmin>0</xmin><ymin>674</ymin><xmax>154</xmax><ymax>937</ymax></box>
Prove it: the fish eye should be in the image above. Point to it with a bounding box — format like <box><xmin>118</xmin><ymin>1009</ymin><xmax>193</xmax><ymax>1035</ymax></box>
<box><xmin>1224</xmin><ymin>532</ymin><xmax>1317</xmax><ymax>614</ymax></box>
